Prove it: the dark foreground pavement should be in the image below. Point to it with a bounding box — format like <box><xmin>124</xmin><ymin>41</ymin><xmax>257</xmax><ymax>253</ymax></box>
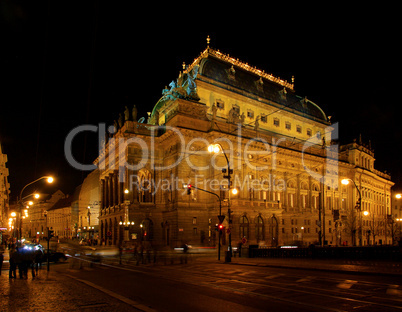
<box><xmin>0</xmin><ymin>268</ymin><xmax>142</xmax><ymax>312</ymax></box>
<box><xmin>2</xmin><ymin>249</ymin><xmax>402</xmax><ymax>311</ymax></box>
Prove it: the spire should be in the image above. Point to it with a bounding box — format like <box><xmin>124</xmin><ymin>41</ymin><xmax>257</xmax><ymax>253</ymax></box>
<box><xmin>206</xmin><ymin>35</ymin><xmax>210</xmax><ymax>48</ymax></box>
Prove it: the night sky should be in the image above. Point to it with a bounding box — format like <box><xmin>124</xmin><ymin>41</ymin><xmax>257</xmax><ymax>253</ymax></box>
<box><xmin>1</xmin><ymin>2</ymin><xmax>400</xmax><ymax>199</ymax></box>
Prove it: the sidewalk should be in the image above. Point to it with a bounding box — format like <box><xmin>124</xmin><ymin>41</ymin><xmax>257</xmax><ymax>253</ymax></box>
<box><xmin>198</xmin><ymin>254</ymin><xmax>402</xmax><ymax>276</ymax></box>
<box><xmin>0</xmin><ymin>263</ymin><xmax>136</xmax><ymax>311</ymax></box>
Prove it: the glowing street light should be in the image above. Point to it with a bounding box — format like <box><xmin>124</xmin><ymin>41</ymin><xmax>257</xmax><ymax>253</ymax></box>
<box><xmin>342</xmin><ymin>177</ymin><xmax>364</xmax><ymax>246</ymax></box>
<box><xmin>341</xmin><ymin>179</ymin><xmax>350</xmax><ymax>185</ymax></box>
<box><xmin>17</xmin><ymin>175</ymin><xmax>55</xmax><ymax>245</ymax></box>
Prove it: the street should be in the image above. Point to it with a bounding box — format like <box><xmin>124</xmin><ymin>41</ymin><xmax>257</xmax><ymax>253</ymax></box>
<box><xmin>2</xmin><ymin>253</ymin><xmax>401</xmax><ymax>312</ymax></box>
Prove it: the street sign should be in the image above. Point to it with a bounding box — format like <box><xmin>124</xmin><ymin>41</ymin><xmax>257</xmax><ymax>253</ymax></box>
<box><xmin>241</xmin><ymin>237</ymin><xmax>247</xmax><ymax>244</ymax></box>
<box><xmin>218</xmin><ymin>215</ymin><xmax>225</xmax><ymax>223</ymax></box>
<box><xmin>227</xmin><ymin>228</ymin><xmax>231</xmax><ymax>234</ymax></box>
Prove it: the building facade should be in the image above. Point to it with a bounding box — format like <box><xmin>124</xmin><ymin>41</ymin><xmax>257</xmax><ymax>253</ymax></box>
<box><xmin>391</xmin><ymin>190</ymin><xmax>402</xmax><ymax>244</ymax></box>
<box><xmin>77</xmin><ymin>169</ymin><xmax>100</xmax><ymax>241</ymax></box>
<box><xmin>0</xmin><ymin>142</ymin><xmax>10</xmax><ymax>233</ymax></box>
<box><xmin>97</xmin><ymin>44</ymin><xmax>393</xmax><ymax>249</ymax></box>
<box><xmin>22</xmin><ymin>190</ymin><xmax>64</xmax><ymax>241</ymax></box>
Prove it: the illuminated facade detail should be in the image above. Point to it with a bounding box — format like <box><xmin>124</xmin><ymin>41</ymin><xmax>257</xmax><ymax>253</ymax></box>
<box><xmin>97</xmin><ymin>45</ymin><xmax>393</xmax><ymax>248</ymax></box>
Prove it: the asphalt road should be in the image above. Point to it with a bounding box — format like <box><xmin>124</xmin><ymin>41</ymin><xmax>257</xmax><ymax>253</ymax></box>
<box><xmin>51</xmin><ymin>257</ymin><xmax>402</xmax><ymax>312</ymax></box>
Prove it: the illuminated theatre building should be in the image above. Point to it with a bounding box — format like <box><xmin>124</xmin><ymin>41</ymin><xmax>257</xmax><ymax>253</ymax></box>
<box><xmin>97</xmin><ymin>43</ymin><xmax>393</xmax><ymax>248</ymax></box>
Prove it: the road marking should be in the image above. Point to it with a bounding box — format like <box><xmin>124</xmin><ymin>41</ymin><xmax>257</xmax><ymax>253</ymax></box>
<box><xmin>387</xmin><ymin>285</ymin><xmax>402</xmax><ymax>296</ymax></box>
<box><xmin>337</xmin><ymin>280</ymin><xmax>357</xmax><ymax>289</ymax></box>
<box><xmin>203</xmin><ymin>280</ymin><xmax>345</xmax><ymax>312</ymax></box>
<box><xmin>65</xmin><ymin>274</ymin><xmax>157</xmax><ymax>312</ymax></box>
<box><xmin>264</xmin><ymin>274</ymin><xmax>284</xmax><ymax>279</ymax></box>
<box><xmin>296</xmin><ymin>276</ymin><xmax>315</xmax><ymax>283</ymax></box>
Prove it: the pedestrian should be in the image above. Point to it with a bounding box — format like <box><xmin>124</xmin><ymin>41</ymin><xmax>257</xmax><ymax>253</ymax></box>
<box><xmin>13</xmin><ymin>247</ymin><xmax>25</xmax><ymax>279</ymax></box>
<box><xmin>9</xmin><ymin>248</ymin><xmax>16</xmax><ymax>279</ymax></box>
<box><xmin>133</xmin><ymin>243</ymin><xmax>138</xmax><ymax>261</ymax></box>
<box><xmin>0</xmin><ymin>250</ymin><xmax>3</xmax><ymax>275</ymax></box>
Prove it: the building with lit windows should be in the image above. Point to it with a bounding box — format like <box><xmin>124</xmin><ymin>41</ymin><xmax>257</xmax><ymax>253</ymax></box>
<box><xmin>0</xmin><ymin>142</ymin><xmax>10</xmax><ymax>234</ymax></box>
<box><xmin>23</xmin><ymin>190</ymin><xmax>64</xmax><ymax>240</ymax></box>
<box><xmin>97</xmin><ymin>42</ymin><xmax>393</xmax><ymax>249</ymax></box>
<box><xmin>391</xmin><ymin>191</ymin><xmax>402</xmax><ymax>244</ymax></box>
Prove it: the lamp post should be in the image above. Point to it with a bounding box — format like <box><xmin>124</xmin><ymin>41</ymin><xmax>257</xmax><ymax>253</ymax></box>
<box><xmin>341</xmin><ymin>178</ymin><xmax>362</xmax><ymax>246</ymax></box>
<box><xmin>17</xmin><ymin>176</ymin><xmax>54</xmax><ymax>246</ymax></box>
<box><xmin>209</xmin><ymin>143</ymin><xmax>235</xmax><ymax>261</ymax></box>
<box><xmin>186</xmin><ymin>184</ymin><xmax>224</xmax><ymax>260</ymax></box>
<box><xmin>10</xmin><ymin>212</ymin><xmax>17</xmax><ymax>243</ymax></box>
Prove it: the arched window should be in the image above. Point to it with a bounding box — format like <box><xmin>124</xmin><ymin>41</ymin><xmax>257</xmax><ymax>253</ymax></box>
<box><xmin>141</xmin><ymin>218</ymin><xmax>154</xmax><ymax>241</ymax></box>
<box><xmin>270</xmin><ymin>216</ymin><xmax>279</xmax><ymax>247</ymax></box>
<box><xmin>255</xmin><ymin>215</ymin><xmax>264</xmax><ymax>242</ymax></box>
<box><xmin>239</xmin><ymin>215</ymin><xmax>249</xmax><ymax>239</ymax></box>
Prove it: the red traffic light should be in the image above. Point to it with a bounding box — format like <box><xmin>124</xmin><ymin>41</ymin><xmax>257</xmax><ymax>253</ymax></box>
<box><xmin>187</xmin><ymin>184</ymin><xmax>192</xmax><ymax>195</ymax></box>
<box><xmin>218</xmin><ymin>224</ymin><xmax>224</xmax><ymax>230</ymax></box>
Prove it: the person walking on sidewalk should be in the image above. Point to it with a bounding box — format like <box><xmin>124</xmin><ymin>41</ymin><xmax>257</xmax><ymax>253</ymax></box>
<box><xmin>9</xmin><ymin>248</ymin><xmax>16</xmax><ymax>279</ymax></box>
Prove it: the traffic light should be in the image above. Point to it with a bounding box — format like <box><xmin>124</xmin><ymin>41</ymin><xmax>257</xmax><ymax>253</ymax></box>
<box><xmin>187</xmin><ymin>184</ymin><xmax>192</xmax><ymax>195</ymax></box>
<box><xmin>218</xmin><ymin>224</ymin><xmax>224</xmax><ymax>231</ymax></box>
<box><xmin>46</xmin><ymin>228</ymin><xmax>54</xmax><ymax>240</ymax></box>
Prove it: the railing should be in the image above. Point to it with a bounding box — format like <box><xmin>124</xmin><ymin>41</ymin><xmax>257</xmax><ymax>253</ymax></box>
<box><xmin>249</xmin><ymin>246</ymin><xmax>402</xmax><ymax>261</ymax></box>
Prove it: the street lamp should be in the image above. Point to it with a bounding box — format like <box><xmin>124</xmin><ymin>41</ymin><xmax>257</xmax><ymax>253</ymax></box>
<box><xmin>341</xmin><ymin>178</ymin><xmax>363</xmax><ymax>246</ymax></box>
<box><xmin>208</xmin><ymin>143</ymin><xmax>236</xmax><ymax>261</ymax></box>
<box><xmin>17</xmin><ymin>176</ymin><xmax>54</xmax><ymax>245</ymax></box>
<box><xmin>123</xmin><ymin>189</ymin><xmax>132</xmax><ymax>242</ymax></box>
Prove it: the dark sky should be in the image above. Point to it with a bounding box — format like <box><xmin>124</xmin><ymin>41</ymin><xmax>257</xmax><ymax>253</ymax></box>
<box><xmin>1</xmin><ymin>2</ymin><xmax>400</xmax><ymax>198</ymax></box>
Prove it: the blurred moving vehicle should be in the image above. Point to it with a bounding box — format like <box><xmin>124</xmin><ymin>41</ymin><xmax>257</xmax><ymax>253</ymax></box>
<box><xmin>43</xmin><ymin>250</ymin><xmax>68</xmax><ymax>263</ymax></box>
<box><xmin>91</xmin><ymin>246</ymin><xmax>119</xmax><ymax>257</ymax></box>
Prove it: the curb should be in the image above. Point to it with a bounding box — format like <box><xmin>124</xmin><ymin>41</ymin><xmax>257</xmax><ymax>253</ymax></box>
<box><xmin>224</xmin><ymin>259</ymin><xmax>402</xmax><ymax>277</ymax></box>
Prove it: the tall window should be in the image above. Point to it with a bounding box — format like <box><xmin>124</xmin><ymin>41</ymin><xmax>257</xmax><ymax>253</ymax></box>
<box><xmin>239</xmin><ymin>215</ymin><xmax>249</xmax><ymax>239</ymax></box>
<box><xmin>256</xmin><ymin>216</ymin><xmax>264</xmax><ymax>242</ymax></box>
<box><xmin>138</xmin><ymin>170</ymin><xmax>152</xmax><ymax>203</ymax></box>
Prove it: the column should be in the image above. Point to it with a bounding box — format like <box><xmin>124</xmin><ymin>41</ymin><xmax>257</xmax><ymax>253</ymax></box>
<box><xmin>109</xmin><ymin>173</ymin><xmax>114</xmax><ymax>207</ymax></box>
<box><xmin>105</xmin><ymin>176</ymin><xmax>110</xmax><ymax>208</ymax></box>
<box><xmin>114</xmin><ymin>172</ymin><xmax>118</xmax><ymax>206</ymax></box>
<box><xmin>101</xmin><ymin>179</ymin><xmax>105</xmax><ymax>209</ymax></box>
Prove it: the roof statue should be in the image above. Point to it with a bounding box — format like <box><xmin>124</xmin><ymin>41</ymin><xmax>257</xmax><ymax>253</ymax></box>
<box><xmin>161</xmin><ymin>65</ymin><xmax>200</xmax><ymax>102</ymax></box>
<box><xmin>124</xmin><ymin>106</ymin><xmax>130</xmax><ymax>121</ymax></box>
<box><xmin>152</xmin><ymin>38</ymin><xmax>328</xmax><ymax>124</ymax></box>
